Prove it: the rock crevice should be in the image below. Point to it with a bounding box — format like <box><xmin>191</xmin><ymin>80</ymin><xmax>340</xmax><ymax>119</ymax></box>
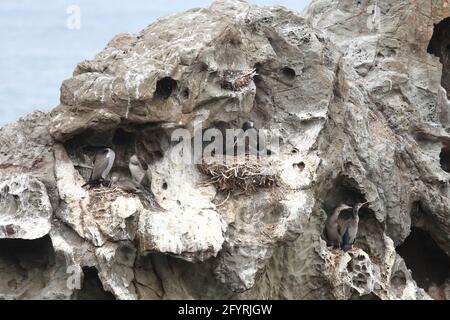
<box><xmin>0</xmin><ymin>0</ymin><xmax>449</xmax><ymax>299</ymax></box>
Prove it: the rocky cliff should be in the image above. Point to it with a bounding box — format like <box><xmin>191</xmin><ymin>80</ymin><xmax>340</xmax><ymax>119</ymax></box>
<box><xmin>1</xmin><ymin>0</ymin><xmax>450</xmax><ymax>300</ymax></box>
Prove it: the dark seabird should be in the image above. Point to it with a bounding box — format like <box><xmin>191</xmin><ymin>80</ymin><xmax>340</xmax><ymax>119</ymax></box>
<box><xmin>82</xmin><ymin>148</ymin><xmax>115</xmax><ymax>187</ymax></box>
<box><xmin>325</xmin><ymin>204</ymin><xmax>352</xmax><ymax>249</ymax></box>
<box><xmin>109</xmin><ymin>173</ymin><xmax>142</xmax><ymax>193</ymax></box>
<box><xmin>241</xmin><ymin>120</ymin><xmax>272</xmax><ymax>156</ymax></box>
<box><xmin>241</xmin><ymin>120</ymin><xmax>260</xmax><ymax>156</ymax></box>
<box><xmin>242</xmin><ymin>120</ymin><xmax>255</xmax><ymax>132</ymax></box>
<box><xmin>341</xmin><ymin>202</ymin><xmax>369</xmax><ymax>251</ymax></box>
<box><xmin>129</xmin><ymin>155</ymin><xmax>165</xmax><ymax>211</ymax></box>
<box><xmin>129</xmin><ymin>155</ymin><xmax>152</xmax><ymax>192</ymax></box>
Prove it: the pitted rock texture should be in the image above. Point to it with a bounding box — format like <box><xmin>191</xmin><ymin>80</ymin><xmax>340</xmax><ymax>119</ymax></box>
<box><xmin>0</xmin><ymin>176</ymin><xmax>52</xmax><ymax>239</ymax></box>
<box><xmin>0</xmin><ymin>0</ymin><xmax>449</xmax><ymax>299</ymax></box>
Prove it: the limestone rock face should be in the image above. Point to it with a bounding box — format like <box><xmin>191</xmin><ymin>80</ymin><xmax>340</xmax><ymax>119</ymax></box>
<box><xmin>0</xmin><ymin>175</ymin><xmax>52</xmax><ymax>240</ymax></box>
<box><xmin>1</xmin><ymin>0</ymin><xmax>450</xmax><ymax>299</ymax></box>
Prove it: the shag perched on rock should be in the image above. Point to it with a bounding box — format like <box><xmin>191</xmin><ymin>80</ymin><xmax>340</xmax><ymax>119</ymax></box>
<box><xmin>325</xmin><ymin>203</ymin><xmax>352</xmax><ymax>249</ymax></box>
<box><xmin>341</xmin><ymin>202</ymin><xmax>369</xmax><ymax>251</ymax></box>
<box><xmin>129</xmin><ymin>154</ymin><xmax>152</xmax><ymax>192</ymax></box>
<box><xmin>82</xmin><ymin>148</ymin><xmax>115</xmax><ymax>187</ymax></box>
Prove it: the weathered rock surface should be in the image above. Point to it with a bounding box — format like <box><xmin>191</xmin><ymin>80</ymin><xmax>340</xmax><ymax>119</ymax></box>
<box><xmin>0</xmin><ymin>0</ymin><xmax>450</xmax><ymax>299</ymax></box>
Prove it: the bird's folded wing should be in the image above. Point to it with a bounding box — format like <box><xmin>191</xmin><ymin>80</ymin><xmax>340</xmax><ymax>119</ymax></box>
<box><xmin>341</xmin><ymin>224</ymin><xmax>350</xmax><ymax>246</ymax></box>
<box><xmin>91</xmin><ymin>154</ymin><xmax>110</xmax><ymax>180</ymax></box>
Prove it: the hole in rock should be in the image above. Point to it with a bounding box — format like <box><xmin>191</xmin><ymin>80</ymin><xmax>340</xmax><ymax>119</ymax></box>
<box><xmin>321</xmin><ymin>176</ymin><xmax>368</xmax><ymax>244</ymax></box>
<box><xmin>181</xmin><ymin>88</ymin><xmax>190</xmax><ymax>99</ymax></box>
<box><xmin>428</xmin><ymin>17</ymin><xmax>450</xmax><ymax>99</ymax></box>
<box><xmin>162</xmin><ymin>182</ymin><xmax>168</xmax><ymax>190</ymax></box>
<box><xmin>64</xmin><ymin>129</ymin><xmax>112</xmax><ymax>152</ymax></box>
<box><xmin>254</xmin><ymin>62</ymin><xmax>263</xmax><ymax>74</ymax></box>
<box><xmin>155</xmin><ymin>77</ymin><xmax>177</xmax><ymax>99</ymax></box>
<box><xmin>64</xmin><ymin>123</ymin><xmax>165</xmax><ymax>185</ymax></box>
<box><xmin>396</xmin><ymin>227</ymin><xmax>450</xmax><ymax>290</ymax></box>
<box><xmin>293</xmin><ymin>162</ymin><xmax>305</xmax><ymax>172</ymax></box>
<box><xmin>112</xmin><ymin>128</ymin><xmax>135</xmax><ymax>146</ymax></box>
<box><xmin>0</xmin><ymin>235</ymin><xmax>55</xmax><ymax>269</ymax></box>
<box><xmin>74</xmin><ymin>267</ymin><xmax>115</xmax><ymax>300</ymax></box>
<box><xmin>439</xmin><ymin>147</ymin><xmax>450</xmax><ymax>173</ymax></box>
<box><xmin>280</xmin><ymin>67</ymin><xmax>296</xmax><ymax>82</ymax></box>
<box><xmin>350</xmin><ymin>292</ymin><xmax>380</xmax><ymax>300</ymax></box>
<box><xmin>347</xmin><ymin>263</ymin><xmax>353</xmax><ymax>273</ymax></box>
<box><xmin>321</xmin><ymin>175</ymin><xmax>366</xmax><ymax>214</ymax></box>
<box><xmin>0</xmin><ymin>235</ymin><xmax>55</xmax><ymax>297</ymax></box>
<box><xmin>253</xmin><ymin>74</ymin><xmax>264</xmax><ymax>86</ymax></box>
<box><xmin>321</xmin><ymin>175</ymin><xmax>385</xmax><ymax>256</ymax></box>
<box><xmin>198</xmin><ymin>62</ymin><xmax>209</xmax><ymax>72</ymax></box>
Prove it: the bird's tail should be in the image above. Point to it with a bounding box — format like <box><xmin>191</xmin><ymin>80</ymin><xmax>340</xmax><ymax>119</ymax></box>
<box><xmin>138</xmin><ymin>191</ymin><xmax>166</xmax><ymax>212</ymax></box>
<box><xmin>82</xmin><ymin>180</ymin><xmax>104</xmax><ymax>189</ymax></box>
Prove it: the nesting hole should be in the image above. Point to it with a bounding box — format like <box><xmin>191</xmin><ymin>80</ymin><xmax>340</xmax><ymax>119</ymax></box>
<box><xmin>396</xmin><ymin>227</ymin><xmax>450</xmax><ymax>291</ymax></box>
<box><xmin>0</xmin><ymin>235</ymin><xmax>55</xmax><ymax>297</ymax></box>
<box><xmin>254</xmin><ymin>62</ymin><xmax>264</xmax><ymax>75</ymax></box>
<box><xmin>321</xmin><ymin>176</ymin><xmax>366</xmax><ymax>213</ymax></box>
<box><xmin>181</xmin><ymin>88</ymin><xmax>190</xmax><ymax>99</ymax></box>
<box><xmin>439</xmin><ymin>147</ymin><xmax>450</xmax><ymax>173</ymax></box>
<box><xmin>321</xmin><ymin>176</ymin><xmax>368</xmax><ymax>244</ymax></box>
<box><xmin>347</xmin><ymin>264</ymin><xmax>353</xmax><ymax>273</ymax></box>
<box><xmin>162</xmin><ymin>182</ymin><xmax>168</xmax><ymax>190</ymax></box>
<box><xmin>280</xmin><ymin>67</ymin><xmax>296</xmax><ymax>82</ymax></box>
<box><xmin>428</xmin><ymin>17</ymin><xmax>450</xmax><ymax>99</ymax></box>
<box><xmin>112</xmin><ymin>128</ymin><xmax>135</xmax><ymax>146</ymax></box>
<box><xmin>155</xmin><ymin>77</ymin><xmax>178</xmax><ymax>99</ymax></box>
<box><xmin>0</xmin><ymin>235</ymin><xmax>54</xmax><ymax>269</ymax></box>
<box><xmin>293</xmin><ymin>162</ymin><xmax>305</xmax><ymax>172</ymax></box>
<box><xmin>74</xmin><ymin>267</ymin><xmax>116</xmax><ymax>300</ymax></box>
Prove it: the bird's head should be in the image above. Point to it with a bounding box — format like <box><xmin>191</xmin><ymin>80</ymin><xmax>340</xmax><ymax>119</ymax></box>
<box><xmin>130</xmin><ymin>155</ymin><xmax>140</xmax><ymax>166</ymax></box>
<box><xmin>353</xmin><ymin>201</ymin><xmax>370</xmax><ymax>216</ymax></box>
<box><xmin>242</xmin><ymin>120</ymin><xmax>255</xmax><ymax>131</ymax></box>
<box><xmin>337</xmin><ymin>204</ymin><xmax>352</xmax><ymax>212</ymax></box>
<box><xmin>111</xmin><ymin>173</ymin><xmax>119</xmax><ymax>183</ymax></box>
<box><xmin>109</xmin><ymin>173</ymin><xmax>119</xmax><ymax>187</ymax></box>
<box><xmin>102</xmin><ymin>148</ymin><xmax>113</xmax><ymax>155</ymax></box>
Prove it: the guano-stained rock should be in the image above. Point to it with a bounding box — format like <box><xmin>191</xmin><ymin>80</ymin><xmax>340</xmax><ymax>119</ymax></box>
<box><xmin>0</xmin><ymin>0</ymin><xmax>450</xmax><ymax>300</ymax></box>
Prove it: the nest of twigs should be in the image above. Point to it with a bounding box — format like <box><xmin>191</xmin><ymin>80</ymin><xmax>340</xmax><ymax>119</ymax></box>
<box><xmin>197</xmin><ymin>155</ymin><xmax>281</xmax><ymax>194</ymax></box>
<box><xmin>88</xmin><ymin>184</ymin><xmax>164</xmax><ymax>212</ymax></box>
<box><xmin>88</xmin><ymin>186</ymin><xmax>128</xmax><ymax>217</ymax></box>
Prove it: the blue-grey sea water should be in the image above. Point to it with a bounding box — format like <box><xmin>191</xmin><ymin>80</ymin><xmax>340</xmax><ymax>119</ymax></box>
<box><xmin>0</xmin><ymin>0</ymin><xmax>310</xmax><ymax>126</ymax></box>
